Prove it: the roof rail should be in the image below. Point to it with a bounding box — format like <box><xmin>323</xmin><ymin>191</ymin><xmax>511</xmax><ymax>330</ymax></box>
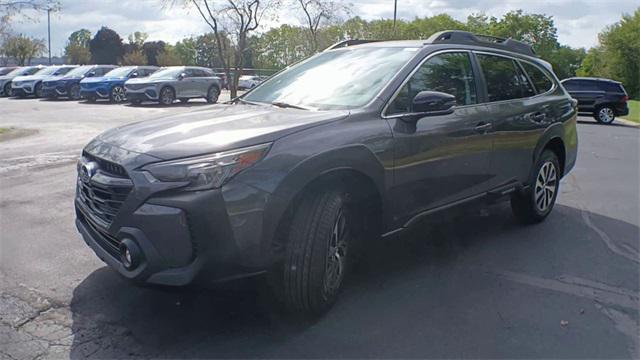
<box><xmin>426</xmin><ymin>30</ymin><xmax>536</xmax><ymax>57</ymax></box>
<box><xmin>324</xmin><ymin>39</ymin><xmax>383</xmax><ymax>51</ymax></box>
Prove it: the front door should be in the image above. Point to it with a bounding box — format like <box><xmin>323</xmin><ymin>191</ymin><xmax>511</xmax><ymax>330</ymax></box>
<box><xmin>385</xmin><ymin>51</ymin><xmax>493</xmax><ymax>225</ymax></box>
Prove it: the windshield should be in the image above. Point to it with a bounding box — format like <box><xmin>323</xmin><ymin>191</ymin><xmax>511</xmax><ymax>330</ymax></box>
<box><xmin>65</xmin><ymin>66</ymin><xmax>93</xmax><ymax>77</ymax></box>
<box><xmin>0</xmin><ymin>67</ymin><xmax>16</xmax><ymax>75</ymax></box>
<box><xmin>149</xmin><ymin>68</ymin><xmax>183</xmax><ymax>79</ymax></box>
<box><xmin>105</xmin><ymin>67</ymin><xmax>134</xmax><ymax>78</ymax></box>
<box><xmin>34</xmin><ymin>67</ymin><xmax>62</xmax><ymax>76</ymax></box>
<box><xmin>244</xmin><ymin>47</ymin><xmax>417</xmax><ymax>110</ymax></box>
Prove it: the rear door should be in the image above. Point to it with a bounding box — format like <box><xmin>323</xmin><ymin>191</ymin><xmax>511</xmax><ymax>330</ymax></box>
<box><xmin>386</xmin><ymin>51</ymin><xmax>493</xmax><ymax>223</ymax></box>
<box><xmin>563</xmin><ymin>80</ymin><xmax>603</xmax><ymax>113</ymax></box>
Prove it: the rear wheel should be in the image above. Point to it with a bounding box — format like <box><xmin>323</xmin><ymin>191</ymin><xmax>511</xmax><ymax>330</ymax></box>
<box><xmin>206</xmin><ymin>86</ymin><xmax>220</xmax><ymax>104</ymax></box>
<box><xmin>594</xmin><ymin>105</ymin><xmax>615</xmax><ymax>124</ymax></box>
<box><xmin>110</xmin><ymin>85</ymin><xmax>126</xmax><ymax>103</ymax></box>
<box><xmin>159</xmin><ymin>87</ymin><xmax>174</xmax><ymax>105</ymax></box>
<box><xmin>511</xmin><ymin>150</ymin><xmax>560</xmax><ymax>224</ymax></box>
<box><xmin>274</xmin><ymin>188</ymin><xmax>353</xmax><ymax>317</ymax></box>
<box><xmin>34</xmin><ymin>82</ymin><xmax>43</xmax><ymax>98</ymax></box>
<box><xmin>69</xmin><ymin>84</ymin><xmax>81</xmax><ymax>100</ymax></box>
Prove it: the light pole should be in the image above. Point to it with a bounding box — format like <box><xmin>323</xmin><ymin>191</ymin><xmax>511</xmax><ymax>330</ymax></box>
<box><xmin>393</xmin><ymin>0</ymin><xmax>398</xmax><ymax>37</ymax></box>
<box><xmin>47</xmin><ymin>8</ymin><xmax>51</xmax><ymax>64</ymax></box>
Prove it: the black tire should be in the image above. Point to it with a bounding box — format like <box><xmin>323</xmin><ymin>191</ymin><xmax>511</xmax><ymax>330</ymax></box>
<box><xmin>274</xmin><ymin>188</ymin><xmax>353</xmax><ymax>317</ymax></box>
<box><xmin>69</xmin><ymin>84</ymin><xmax>81</xmax><ymax>100</ymax></box>
<box><xmin>511</xmin><ymin>150</ymin><xmax>560</xmax><ymax>224</ymax></box>
<box><xmin>206</xmin><ymin>86</ymin><xmax>220</xmax><ymax>104</ymax></box>
<box><xmin>159</xmin><ymin>86</ymin><xmax>174</xmax><ymax>105</ymax></box>
<box><xmin>594</xmin><ymin>105</ymin><xmax>615</xmax><ymax>124</ymax></box>
<box><xmin>110</xmin><ymin>85</ymin><xmax>126</xmax><ymax>103</ymax></box>
<box><xmin>34</xmin><ymin>82</ymin><xmax>43</xmax><ymax>98</ymax></box>
<box><xmin>179</xmin><ymin>98</ymin><xmax>189</xmax><ymax>104</ymax></box>
<box><xmin>2</xmin><ymin>82</ymin><xmax>10</xmax><ymax>97</ymax></box>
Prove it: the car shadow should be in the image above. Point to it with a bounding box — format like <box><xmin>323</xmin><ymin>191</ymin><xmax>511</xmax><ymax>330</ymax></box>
<box><xmin>68</xmin><ymin>203</ymin><xmax>639</xmax><ymax>358</ymax></box>
<box><xmin>577</xmin><ymin>118</ymin><xmax>638</xmax><ymax>128</ymax></box>
<box><xmin>124</xmin><ymin>101</ymin><xmax>212</xmax><ymax>108</ymax></box>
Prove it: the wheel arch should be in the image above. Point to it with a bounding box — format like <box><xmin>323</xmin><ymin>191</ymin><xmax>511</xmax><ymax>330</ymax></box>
<box><xmin>532</xmin><ymin>125</ymin><xmax>566</xmax><ymax>179</ymax></box>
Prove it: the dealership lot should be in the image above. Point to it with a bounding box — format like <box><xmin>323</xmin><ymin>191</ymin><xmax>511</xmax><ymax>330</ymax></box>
<box><xmin>1</xmin><ymin>97</ymin><xmax>638</xmax><ymax>358</ymax></box>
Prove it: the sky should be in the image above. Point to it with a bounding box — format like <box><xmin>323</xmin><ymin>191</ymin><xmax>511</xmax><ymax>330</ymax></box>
<box><xmin>7</xmin><ymin>0</ymin><xmax>639</xmax><ymax>56</ymax></box>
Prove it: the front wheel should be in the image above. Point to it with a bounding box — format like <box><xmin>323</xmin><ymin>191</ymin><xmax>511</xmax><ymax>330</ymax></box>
<box><xmin>110</xmin><ymin>86</ymin><xmax>126</xmax><ymax>103</ymax></box>
<box><xmin>159</xmin><ymin>87</ymin><xmax>174</xmax><ymax>106</ymax></box>
<box><xmin>595</xmin><ymin>106</ymin><xmax>615</xmax><ymax>124</ymax></box>
<box><xmin>511</xmin><ymin>150</ymin><xmax>560</xmax><ymax>224</ymax></box>
<box><xmin>206</xmin><ymin>86</ymin><xmax>220</xmax><ymax>104</ymax></box>
<box><xmin>69</xmin><ymin>84</ymin><xmax>81</xmax><ymax>100</ymax></box>
<box><xmin>34</xmin><ymin>82</ymin><xmax>44</xmax><ymax>98</ymax></box>
<box><xmin>274</xmin><ymin>189</ymin><xmax>352</xmax><ymax>317</ymax></box>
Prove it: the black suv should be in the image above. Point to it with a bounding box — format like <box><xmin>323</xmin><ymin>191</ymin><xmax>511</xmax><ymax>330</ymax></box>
<box><xmin>561</xmin><ymin>77</ymin><xmax>630</xmax><ymax>124</ymax></box>
<box><xmin>75</xmin><ymin>31</ymin><xmax>578</xmax><ymax>316</ymax></box>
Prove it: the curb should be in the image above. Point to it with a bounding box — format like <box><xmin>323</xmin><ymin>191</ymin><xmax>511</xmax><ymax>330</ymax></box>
<box><xmin>617</xmin><ymin>118</ymin><xmax>640</xmax><ymax>127</ymax></box>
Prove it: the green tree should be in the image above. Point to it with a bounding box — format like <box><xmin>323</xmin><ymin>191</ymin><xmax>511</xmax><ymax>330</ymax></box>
<box><xmin>547</xmin><ymin>45</ymin><xmax>586</xmax><ymax>80</ymax></box>
<box><xmin>487</xmin><ymin>10</ymin><xmax>558</xmax><ymax>59</ymax></box>
<box><xmin>68</xmin><ymin>29</ymin><xmax>91</xmax><ymax>47</ymax></box>
<box><xmin>64</xmin><ymin>29</ymin><xmax>91</xmax><ymax>64</ymax></box>
<box><xmin>89</xmin><ymin>26</ymin><xmax>124</xmax><ymax>64</ymax></box>
<box><xmin>121</xmin><ymin>49</ymin><xmax>147</xmax><ymax>65</ymax></box>
<box><xmin>142</xmin><ymin>40</ymin><xmax>166</xmax><ymax>66</ymax></box>
<box><xmin>127</xmin><ymin>31</ymin><xmax>148</xmax><ymax>48</ymax></box>
<box><xmin>600</xmin><ymin>9</ymin><xmax>640</xmax><ymax>98</ymax></box>
<box><xmin>3</xmin><ymin>34</ymin><xmax>46</xmax><ymax>65</ymax></box>
<box><xmin>175</xmin><ymin>37</ymin><xmax>198</xmax><ymax>65</ymax></box>
<box><xmin>157</xmin><ymin>44</ymin><xmax>182</xmax><ymax>66</ymax></box>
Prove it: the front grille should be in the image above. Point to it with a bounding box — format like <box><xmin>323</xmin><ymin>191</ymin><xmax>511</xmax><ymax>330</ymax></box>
<box><xmin>83</xmin><ymin>151</ymin><xmax>128</xmax><ymax>178</ymax></box>
<box><xmin>78</xmin><ymin>210</ymin><xmax>121</xmax><ymax>258</ymax></box>
<box><xmin>125</xmin><ymin>83</ymin><xmax>147</xmax><ymax>91</ymax></box>
<box><xmin>78</xmin><ymin>153</ymin><xmax>132</xmax><ymax>225</ymax></box>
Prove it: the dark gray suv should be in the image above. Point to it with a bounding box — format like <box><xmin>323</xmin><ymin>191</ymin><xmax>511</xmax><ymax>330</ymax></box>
<box><xmin>75</xmin><ymin>31</ymin><xmax>578</xmax><ymax>316</ymax></box>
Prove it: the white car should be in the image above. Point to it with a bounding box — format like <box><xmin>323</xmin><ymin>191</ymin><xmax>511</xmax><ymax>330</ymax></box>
<box><xmin>11</xmin><ymin>65</ymin><xmax>77</xmax><ymax>98</ymax></box>
<box><xmin>237</xmin><ymin>75</ymin><xmax>265</xmax><ymax>90</ymax></box>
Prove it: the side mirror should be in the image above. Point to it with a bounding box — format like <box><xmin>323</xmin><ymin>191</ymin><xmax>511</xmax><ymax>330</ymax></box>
<box><xmin>411</xmin><ymin>91</ymin><xmax>456</xmax><ymax>115</ymax></box>
<box><xmin>178</xmin><ymin>73</ymin><xmax>187</xmax><ymax>80</ymax></box>
<box><xmin>130</xmin><ymin>72</ymin><xmax>139</xmax><ymax>78</ymax></box>
<box><xmin>86</xmin><ymin>71</ymin><xmax>96</xmax><ymax>78</ymax></box>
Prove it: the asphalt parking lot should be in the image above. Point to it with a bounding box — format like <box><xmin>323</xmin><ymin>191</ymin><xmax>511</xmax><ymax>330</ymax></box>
<box><xmin>1</xmin><ymin>96</ymin><xmax>638</xmax><ymax>359</ymax></box>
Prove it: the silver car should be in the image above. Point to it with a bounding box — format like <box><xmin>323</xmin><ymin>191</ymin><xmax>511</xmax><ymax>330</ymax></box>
<box><xmin>0</xmin><ymin>66</ymin><xmax>45</xmax><ymax>97</ymax></box>
<box><xmin>124</xmin><ymin>66</ymin><xmax>222</xmax><ymax>105</ymax></box>
<box><xmin>11</xmin><ymin>65</ymin><xmax>77</xmax><ymax>98</ymax></box>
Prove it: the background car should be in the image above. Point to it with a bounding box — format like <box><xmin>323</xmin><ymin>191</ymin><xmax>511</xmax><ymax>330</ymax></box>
<box><xmin>237</xmin><ymin>75</ymin><xmax>264</xmax><ymax>90</ymax></box>
<box><xmin>124</xmin><ymin>66</ymin><xmax>221</xmax><ymax>105</ymax></box>
<box><xmin>0</xmin><ymin>66</ymin><xmax>44</xmax><ymax>97</ymax></box>
<box><xmin>11</xmin><ymin>65</ymin><xmax>77</xmax><ymax>98</ymax></box>
<box><xmin>42</xmin><ymin>65</ymin><xmax>117</xmax><ymax>100</ymax></box>
<box><xmin>80</xmin><ymin>66</ymin><xmax>158</xmax><ymax>103</ymax></box>
<box><xmin>561</xmin><ymin>77</ymin><xmax>629</xmax><ymax>124</ymax></box>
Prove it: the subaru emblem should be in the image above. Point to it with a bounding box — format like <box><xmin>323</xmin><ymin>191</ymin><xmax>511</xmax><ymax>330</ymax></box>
<box><xmin>80</xmin><ymin>161</ymin><xmax>98</xmax><ymax>183</ymax></box>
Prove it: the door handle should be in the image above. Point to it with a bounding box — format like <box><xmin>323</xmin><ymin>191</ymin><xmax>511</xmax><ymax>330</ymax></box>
<box><xmin>474</xmin><ymin>122</ymin><xmax>492</xmax><ymax>133</ymax></box>
<box><xmin>532</xmin><ymin>112</ymin><xmax>546</xmax><ymax>122</ymax></box>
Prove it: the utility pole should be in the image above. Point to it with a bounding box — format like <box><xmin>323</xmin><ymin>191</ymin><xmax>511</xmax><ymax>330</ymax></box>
<box><xmin>47</xmin><ymin>8</ymin><xmax>51</xmax><ymax>64</ymax></box>
<box><xmin>393</xmin><ymin>0</ymin><xmax>398</xmax><ymax>37</ymax></box>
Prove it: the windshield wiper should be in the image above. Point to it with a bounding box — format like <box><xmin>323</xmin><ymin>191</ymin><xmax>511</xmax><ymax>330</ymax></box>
<box><xmin>271</xmin><ymin>101</ymin><xmax>311</xmax><ymax>110</ymax></box>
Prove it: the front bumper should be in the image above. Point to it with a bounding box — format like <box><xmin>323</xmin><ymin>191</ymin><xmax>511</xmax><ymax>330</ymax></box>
<box><xmin>125</xmin><ymin>87</ymin><xmax>158</xmax><ymax>101</ymax></box>
<box><xmin>74</xmin><ymin>156</ymin><xmax>274</xmax><ymax>285</ymax></box>
<box><xmin>11</xmin><ymin>84</ymin><xmax>35</xmax><ymax>96</ymax></box>
<box><xmin>81</xmin><ymin>84</ymin><xmax>111</xmax><ymax>99</ymax></box>
<box><xmin>42</xmin><ymin>84</ymin><xmax>68</xmax><ymax>98</ymax></box>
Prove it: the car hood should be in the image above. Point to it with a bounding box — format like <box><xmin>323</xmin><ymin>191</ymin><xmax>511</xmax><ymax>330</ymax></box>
<box><xmin>0</xmin><ymin>75</ymin><xmax>16</xmax><ymax>82</ymax></box>
<box><xmin>95</xmin><ymin>104</ymin><xmax>349</xmax><ymax>159</ymax></box>
<box><xmin>82</xmin><ymin>76</ymin><xmax>126</xmax><ymax>84</ymax></box>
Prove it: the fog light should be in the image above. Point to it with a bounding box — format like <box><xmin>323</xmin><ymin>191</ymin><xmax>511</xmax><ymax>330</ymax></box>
<box><xmin>119</xmin><ymin>238</ymin><xmax>142</xmax><ymax>270</ymax></box>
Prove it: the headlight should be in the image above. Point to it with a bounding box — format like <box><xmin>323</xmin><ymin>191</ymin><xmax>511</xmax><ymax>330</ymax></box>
<box><xmin>142</xmin><ymin>143</ymin><xmax>271</xmax><ymax>191</ymax></box>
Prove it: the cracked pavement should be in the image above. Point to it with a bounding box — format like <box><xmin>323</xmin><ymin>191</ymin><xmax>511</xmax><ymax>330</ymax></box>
<box><xmin>1</xmin><ymin>97</ymin><xmax>638</xmax><ymax>358</ymax></box>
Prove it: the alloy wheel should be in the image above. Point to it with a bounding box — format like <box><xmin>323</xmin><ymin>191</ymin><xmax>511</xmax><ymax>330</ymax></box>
<box><xmin>598</xmin><ymin>107</ymin><xmax>615</xmax><ymax>123</ymax></box>
<box><xmin>70</xmin><ymin>85</ymin><xmax>80</xmax><ymax>100</ymax></box>
<box><xmin>35</xmin><ymin>83</ymin><xmax>43</xmax><ymax>97</ymax></box>
<box><xmin>161</xmin><ymin>88</ymin><xmax>174</xmax><ymax>105</ymax></box>
<box><xmin>534</xmin><ymin>161</ymin><xmax>557</xmax><ymax>212</ymax></box>
<box><xmin>112</xmin><ymin>86</ymin><xmax>125</xmax><ymax>103</ymax></box>
<box><xmin>323</xmin><ymin>209</ymin><xmax>348</xmax><ymax>298</ymax></box>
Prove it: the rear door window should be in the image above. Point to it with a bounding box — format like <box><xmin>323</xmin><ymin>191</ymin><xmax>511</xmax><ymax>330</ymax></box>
<box><xmin>477</xmin><ymin>54</ymin><xmax>537</xmax><ymax>102</ymax></box>
<box><xmin>387</xmin><ymin>52</ymin><xmax>477</xmax><ymax>115</ymax></box>
<box><xmin>520</xmin><ymin>62</ymin><xmax>554</xmax><ymax>94</ymax></box>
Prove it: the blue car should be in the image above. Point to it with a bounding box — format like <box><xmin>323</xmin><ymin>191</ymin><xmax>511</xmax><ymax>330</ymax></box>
<box><xmin>80</xmin><ymin>66</ymin><xmax>158</xmax><ymax>103</ymax></box>
<box><xmin>42</xmin><ymin>65</ymin><xmax>117</xmax><ymax>100</ymax></box>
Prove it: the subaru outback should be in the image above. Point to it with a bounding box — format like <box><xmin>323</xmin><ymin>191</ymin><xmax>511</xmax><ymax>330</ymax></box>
<box><xmin>75</xmin><ymin>31</ymin><xmax>577</xmax><ymax>317</ymax></box>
